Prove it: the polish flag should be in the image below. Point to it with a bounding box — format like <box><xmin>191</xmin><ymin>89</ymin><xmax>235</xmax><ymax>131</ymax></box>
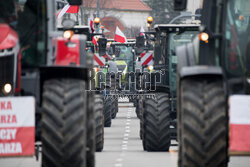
<box><xmin>229</xmin><ymin>95</ymin><xmax>250</xmax><ymax>152</ymax></box>
<box><xmin>57</xmin><ymin>4</ymin><xmax>79</xmax><ymax>19</ymax></box>
<box><xmin>114</xmin><ymin>26</ymin><xmax>127</xmax><ymax>43</ymax></box>
<box><xmin>88</xmin><ymin>13</ymin><xmax>95</xmax><ymax>33</ymax></box>
<box><xmin>92</xmin><ymin>36</ymin><xmax>98</xmax><ymax>46</ymax></box>
<box><xmin>139</xmin><ymin>26</ymin><xmax>145</xmax><ymax>37</ymax></box>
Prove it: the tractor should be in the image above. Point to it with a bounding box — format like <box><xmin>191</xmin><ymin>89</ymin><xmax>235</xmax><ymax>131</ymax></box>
<box><xmin>108</xmin><ymin>40</ymin><xmax>136</xmax><ymax>93</ymax></box>
<box><xmin>0</xmin><ymin>2</ymin><xmax>21</xmax><ymax>97</ymax></box>
<box><xmin>174</xmin><ymin>0</ymin><xmax>250</xmax><ymax>166</ymax></box>
<box><xmin>139</xmin><ymin>23</ymin><xmax>199</xmax><ymax>151</ymax></box>
<box><xmin>1</xmin><ymin>0</ymin><xmax>96</xmax><ymax>167</ymax></box>
<box><xmin>134</xmin><ymin>29</ymin><xmax>155</xmax><ymax>119</ymax></box>
<box><xmin>106</xmin><ymin>40</ymin><xmax>137</xmax><ymax>119</ymax></box>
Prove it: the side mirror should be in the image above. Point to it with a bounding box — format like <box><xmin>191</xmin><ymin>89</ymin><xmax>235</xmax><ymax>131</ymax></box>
<box><xmin>174</xmin><ymin>0</ymin><xmax>187</xmax><ymax>11</ymax></box>
<box><xmin>136</xmin><ymin>36</ymin><xmax>145</xmax><ymax>48</ymax></box>
<box><xmin>67</xmin><ymin>0</ymin><xmax>82</xmax><ymax>5</ymax></box>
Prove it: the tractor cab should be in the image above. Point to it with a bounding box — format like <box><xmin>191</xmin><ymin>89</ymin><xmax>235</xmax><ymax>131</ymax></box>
<box><xmin>153</xmin><ymin>24</ymin><xmax>199</xmax><ymax>93</ymax></box>
<box><xmin>110</xmin><ymin>41</ymin><xmax>136</xmax><ymax>73</ymax></box>
<box><xmin>107</xmin><ymin>40</ymin><xmax>136</xmax><ymax>91</ymax></box>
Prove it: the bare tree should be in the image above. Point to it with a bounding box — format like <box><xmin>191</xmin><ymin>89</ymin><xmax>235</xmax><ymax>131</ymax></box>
<box><xmin>82</xmin><ymin>0</ymin><xmax>108</xmax><ymax>25</ymax></box>
<box><xmin>125</xmin><ymin>26</ymin><xmax>140</xmax><ymax>38</ymax></box>
<box><xmin>144</xmin><ymin>0</ymin><xmax>180</xmax><ymax>24</ymax></box>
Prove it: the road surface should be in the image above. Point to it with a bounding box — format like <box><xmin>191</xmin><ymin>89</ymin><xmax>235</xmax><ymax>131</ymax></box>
<box><xmin>0</xmin><ymin>102</ymin><xmax>249</xmax><ymax>167</ymax></box>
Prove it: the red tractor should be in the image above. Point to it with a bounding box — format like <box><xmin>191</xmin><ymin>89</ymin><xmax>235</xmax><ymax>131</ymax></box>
<box><xmin>0</xmin><ymin>11</ymin><xmax>21</xmax><ymax>97</ymax></box>
<box><xmin>0</xmin><ymin>0</ymin><xmax>95</xmax><ymax>167</ymax></box>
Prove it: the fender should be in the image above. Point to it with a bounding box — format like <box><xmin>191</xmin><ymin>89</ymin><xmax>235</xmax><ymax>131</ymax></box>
<box><xmin>39</xmin><ymin>66</ymin><xmax>91</xmax><ymax>104</ymax></box>
<box><xmin>40</xmin><ymin>66</ymin><xmax>90</xmax><ymax>85</ymax></box>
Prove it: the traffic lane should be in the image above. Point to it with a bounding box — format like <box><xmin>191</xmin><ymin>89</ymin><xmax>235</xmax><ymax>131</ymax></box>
<box><xmin>0</xmin><ymin>156</ymin><xmax>40</xmax><ymax>167</ymax></box>
<box><xmin>96</xmin><ymin>104</ymin><xmax>177</xmax><ymax>167</ymax></box>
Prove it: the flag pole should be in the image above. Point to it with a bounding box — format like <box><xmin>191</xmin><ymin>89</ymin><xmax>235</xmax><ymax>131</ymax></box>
<box><xmin>97</xmin><ymin>0</ymin><xmax>100</xmax><ymax>33</ymax></box>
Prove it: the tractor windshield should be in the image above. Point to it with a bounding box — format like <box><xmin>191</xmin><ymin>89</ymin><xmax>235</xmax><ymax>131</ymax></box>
<box><xmin>168</xmin><ymin>30</ymin><xmax>198</xmax><ymax>92</ymax></box>
<box><xmin>224</xmin><ymin>0</ymin><xmax>250</xmax><ymax>77</ymax></box>
<box><xmin>0</xmin><ymin>0</ymin><xmax>47</xmax><ymax>67</ymax></box>
<box><xmin>115</xmin><ymin>45</ymin><xmax>134</xmax><ymax>72</ymax></box>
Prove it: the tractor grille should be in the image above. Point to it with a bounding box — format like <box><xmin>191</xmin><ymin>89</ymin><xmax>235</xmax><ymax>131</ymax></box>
<box><xmin>0</xmin><ymin>55</ymin><xmax>15</xmax><ymax>96</ymax></box>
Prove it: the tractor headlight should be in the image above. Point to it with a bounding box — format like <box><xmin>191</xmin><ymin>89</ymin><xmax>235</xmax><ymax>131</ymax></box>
<box><xmin>63</xmin><ymin>30</ymin><xmax>74</xmax><ymax>40</ymax></box>
<box><xmin>3</xmin><ymin>83</ymin><xmax>12</xmax><ymax>94</ymax></box>
<box><xmin>199</xmin><ymin>32</ymin><xmax>209</xmax><ymax>43</ymax></box>
<box><xmin>147</xmin><ymin>65</ymin><xmax>154</xmax><ymax>71</ymax></box>
<box><xmin>104</xmin><ymin>64</ymin><xmax>109</xmax><ymax>69</ymax></box>
<box><xmin>93</xmin><ymin>67</ymin><xmax>99</xmax><ymax>72</ymax></box>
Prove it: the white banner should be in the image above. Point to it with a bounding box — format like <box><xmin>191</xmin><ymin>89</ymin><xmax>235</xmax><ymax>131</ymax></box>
<box><xmin>230</xmin><ymin>95</ymin><xmax>250</xmax><ymax>124</ymax></box>
<box><xmin>0</xmin><ymin>97</ymin><xmax>35</xmax><ymax>127</ymax></box>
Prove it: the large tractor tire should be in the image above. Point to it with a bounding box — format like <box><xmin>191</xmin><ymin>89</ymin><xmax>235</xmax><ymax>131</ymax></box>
<box><xmin>139</xmin><ymin>97</ymin><xmax>144</xmax><ymax>140</ymax></box>
<box><xmin>86</xmin><ymin>91</ymin><xmax>95</xmax><ymax>167</ymax></box>
<box><xmin>104</xmin><ymin>97</ymin><xmax>112</xmax><ymax>127</ymax></box>
<box><xmin>41</xmin><ymin>79</ymin><xmax>87</xmax><ymax>167</ymax></box>
<box><xmin>111</xmin><ymin>97</ymin><xmax>117</xmax><ymax>119</ymax></box>
<box><xmin>94</xmin><ymin>94</ymin><xmax>104</xmax><ymax>152</ymax></box>
<box><xmin>143</xmin><ymin>93</ymin><xmax>171</xmax><ymax>151</ymax></box>
<box><xmin>115</xmin><ymin>98</ymin><xmax>118</xmax><ymax>114</ymax></box>
<box><xmin>179</xmin><ymin>78</ymin><xmax>228</xmax><ymax>167</ymax></box>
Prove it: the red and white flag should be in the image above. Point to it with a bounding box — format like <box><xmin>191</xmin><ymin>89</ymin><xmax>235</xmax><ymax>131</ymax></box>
<box><xmin>114</xmin><ymin>26</ymin><xmax>127</xmax><ymax>43</ymax></box>
<box><xmin>139</xmin><ymin>26</ymin><xmax>145</xmax><ymax>37</ymax></box>
<box><xmin>229</xmin><ymin>95</ymin><xmax>250</xmax><ymax>152</ymax></box>
<box><xmin>57</xmin><ymin>4</ymin><xmax>79</xmax><ymax>19</ymax></box>
<box><xmin>88</xmin><ymin>13</ymin><xmax>95</xmax><ymax>33</ymax></box>
<box><xmin>92</xmin><ymin>36</ymin><xmax>98</xmax><ymax>46</ymax></box>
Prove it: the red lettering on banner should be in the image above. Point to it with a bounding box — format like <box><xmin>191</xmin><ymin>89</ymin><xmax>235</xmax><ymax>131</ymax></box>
<box><xmin>7</xmin><ymin>101</ymin><xmax>12</xmax><ymax>110</ymax></box>
<box><xmin>1</xmin><ymin>102</ymin><xmax>6</xmax><ymax>110</ymax></box>
<box><xmin>0</xmin><ymin>115</ymin><xmax>6</xmax><ymax>123</ymax></box>
<box><xmin>12</xmin><ymin>115</ymin><xmax>17</xmax><ymax>123</ymax></box>
<box><xmin>0</xmin><ymin>115</ymin><xmax>17</xmax><ymax>123</ymax></box>
<box><xmin>0</xmin><ymin>101</ymin><xmax>12</xmax><ymax>111</ymax></box>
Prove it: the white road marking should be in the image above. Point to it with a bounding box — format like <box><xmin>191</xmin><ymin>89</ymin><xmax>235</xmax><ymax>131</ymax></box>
<box><xmin>116</xmin><ymin>158</ymin><xmax>123</xmax><ymax>162</ymax></box>
<box><xmin>114</xmin><ymin>163</ymin><xmax>123</xmax><ymax>167</ymax></box>
<box><xmin>114</xmin><ymin>106</ymin><xmax>133</xmax><ymax>167</ymax></box>
<box><xmin>125</xmin><ymin>130</ymin><xmax>130</xmax><ymax>133</ymax></box>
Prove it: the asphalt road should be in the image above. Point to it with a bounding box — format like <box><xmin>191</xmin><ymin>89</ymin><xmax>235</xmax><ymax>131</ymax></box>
<box><xmin>0</xmin><ymin>101</ymin><xmax>249</xmax><ymax>167</ymax></box>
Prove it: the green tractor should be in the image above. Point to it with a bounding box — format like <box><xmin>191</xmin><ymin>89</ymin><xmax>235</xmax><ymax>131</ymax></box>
<box><xmin>174</xmin><ymin>0</ymin><xmax>250</xmax><ymax>166</ymax></box>
<box><xmin>139</xmin><ymin>24</ymin><xmax>199</xmax><ymax>151</ymax></box>
<box><xmin>109</xmin><ymin>40</ymin><xmax>136</xmax><ymax>93</ymax></box>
